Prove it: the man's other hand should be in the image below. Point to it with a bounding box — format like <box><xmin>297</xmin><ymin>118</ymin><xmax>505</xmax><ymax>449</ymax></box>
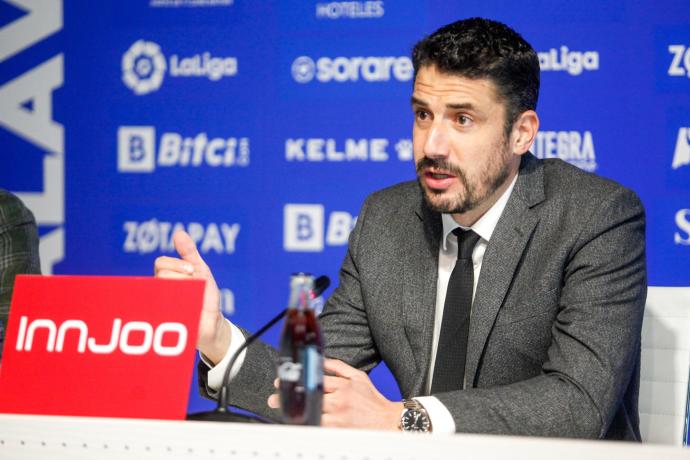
<box><xmin>268</xmin><ymin>358</ymin><xmax>403</xmax><ymax>430</ymax></box>
<box><xmin>154</xmin><ymin>230</ymin><xmax>232</xmax><ymax>364</ymax></box>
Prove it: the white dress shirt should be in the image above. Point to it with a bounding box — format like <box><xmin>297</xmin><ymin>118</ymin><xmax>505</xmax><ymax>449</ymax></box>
<box><xmin>205</xmin><ymin>175</ymin><xmax>518</xmax><ymax>433</ymax></box>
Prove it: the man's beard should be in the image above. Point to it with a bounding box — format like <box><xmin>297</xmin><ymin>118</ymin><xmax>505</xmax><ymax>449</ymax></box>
<box><xmin>416</xmin><ymin>149</ymin><xmax>513</xmax><ymax>215</ymax></box>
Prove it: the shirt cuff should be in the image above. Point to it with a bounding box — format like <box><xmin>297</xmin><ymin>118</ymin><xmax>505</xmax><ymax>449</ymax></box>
<box><xmin>200</xmin><ymin>320</ymin><xmax>248</xmax><ymax>392</ymax></box>
<box><xmin>415</xmin><ymin>396</ymin><xmax>456</xmax><ymax>434</ymax></box>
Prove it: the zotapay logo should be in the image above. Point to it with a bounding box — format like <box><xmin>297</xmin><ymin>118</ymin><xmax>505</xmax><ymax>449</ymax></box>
<box><xmin>124</xmin><ymin>220</ymin><xmax>240</xmax><ymax>255</ymax></box>
<box><xmin>672</xmin><ymin>127</ymin><xmax>690</xmax><ymax>170</ymax></box>
<box><xmin>122</xmin><ymin>39</ymin><xmax>238</xmax><ymax>95</ymax></box>
<box><xmin>283</xmin><ymin>204</ymin><xmax>356</xmax><ymax>252</ymax></box>
<box><xmin>285</xmin><ymin>137</ymin><xmax>413</xmax><ymax>162</ymax></box>
<box><xmin>538</xmin><ymin>46</ymin><xmax>599</xmax><ymax>76</ymax></box>
<box><xmin>668</xmin><ymin>45</ymin><xmax>690</xmax><ymax>77</ymax></box>
<box><xmin>532</xmin><ymin>130</ymin><xmax>597</xmax><ymax>172</ymax></box>
<box><xmin>117</xmin><ymin>126</ymin><xmax>250</xmax><ymax>172</ymax></box>
<box><xmin>291</xmin><ymin>55</ymin><xmax>412</xmax><ymax>83</ymax></box>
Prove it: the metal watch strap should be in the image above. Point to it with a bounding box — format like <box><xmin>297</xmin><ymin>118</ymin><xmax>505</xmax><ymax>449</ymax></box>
<box><xmin>400</xmin><ymin>399</ymin><xmax>432</xmax><ymax>432</ymax></box>
<box><xmin>403</xmin><ymin>399</ymin><xmax>424</xmax><ymax>411</ymax></box>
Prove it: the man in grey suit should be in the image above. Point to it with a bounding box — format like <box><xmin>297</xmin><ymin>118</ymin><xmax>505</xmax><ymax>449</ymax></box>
<box><xmin>155</xmin><ymin>18</ymin><xmax>645</xmax><ymax>439</ymax></box>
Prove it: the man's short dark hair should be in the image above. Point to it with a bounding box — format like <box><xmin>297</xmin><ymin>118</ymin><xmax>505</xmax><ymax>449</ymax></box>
<box><xmin>412</xmin><ymin>18</ymin><xmax>540</xmax><ymax>137</ymax></box>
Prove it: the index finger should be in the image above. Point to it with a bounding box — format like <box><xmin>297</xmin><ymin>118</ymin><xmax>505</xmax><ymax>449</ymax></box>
<box><xmin>173</xmin><ymin>230</ymin><xmax>206</xmax><ymax>268</ymax></box>
<box><xmin>154</xmin><ymin>256</ymin><xmax>194</xmax><ymax>275</ymax></box>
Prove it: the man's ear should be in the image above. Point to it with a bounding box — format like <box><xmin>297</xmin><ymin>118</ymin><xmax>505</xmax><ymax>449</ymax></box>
<box><xmin>511</xmin><ymin>110</ymin><xmax>539</xmax><ymax>156</ymax></box>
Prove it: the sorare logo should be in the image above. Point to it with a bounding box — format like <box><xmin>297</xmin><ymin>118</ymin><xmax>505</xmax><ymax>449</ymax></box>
<box><xmin>291</xmin><ymin>55</ymin><xmax>413</xmax><ymax>83</ymax></box>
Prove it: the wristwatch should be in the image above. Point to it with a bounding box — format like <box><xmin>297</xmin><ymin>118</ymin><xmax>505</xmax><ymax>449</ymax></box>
<box><xmin>399</xmin><ymin>399</ymin><xmax>432</xmax><ymax>432</ymax></box>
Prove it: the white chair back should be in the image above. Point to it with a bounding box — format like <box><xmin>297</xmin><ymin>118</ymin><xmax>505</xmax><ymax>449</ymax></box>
<box><xmin>639</xmin><ymin>287</ymin><xmax>690</xmax><ymax>445</ymax></box>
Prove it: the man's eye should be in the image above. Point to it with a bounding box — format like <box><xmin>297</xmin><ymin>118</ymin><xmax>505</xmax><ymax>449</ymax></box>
<box><xmin>457</xmin><ymin>115</ymin><xmax>472</xmax><ymax>125</ymax></box>
<box><xmin>416</xmin><ymin>110</ymin><xmax>430</xmax><ymax>121</ymax></box>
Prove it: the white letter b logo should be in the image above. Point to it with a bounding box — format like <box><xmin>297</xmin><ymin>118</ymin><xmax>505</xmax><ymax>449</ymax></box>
<box><xmin>284</xmin><ymin>204</ymin><xmax>324</xmax><ymax>252</ymax></box>
<box><xmin>118</xmin><ymin>126</ymin><xmax>155</xmax><ymax>173</ymax></box>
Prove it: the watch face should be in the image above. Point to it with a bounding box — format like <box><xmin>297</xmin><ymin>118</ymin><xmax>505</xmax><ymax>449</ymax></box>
<box><xmin>401</xmin><ymin>409</ymin><xmax>430</xmax><ymax>432</ymax></box>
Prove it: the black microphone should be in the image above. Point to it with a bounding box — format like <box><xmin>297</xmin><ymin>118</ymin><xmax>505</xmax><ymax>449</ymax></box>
<box><xmin>187</xmin><ymin>275</ymin><xmax>330</xmax><ymax>422</ymax></box>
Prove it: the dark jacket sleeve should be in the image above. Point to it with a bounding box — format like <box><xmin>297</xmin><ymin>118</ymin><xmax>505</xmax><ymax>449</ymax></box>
<box><xmin>0</xmin><ymin>190</ymin><xmax>42</xmax><ymax>326</ymax></box>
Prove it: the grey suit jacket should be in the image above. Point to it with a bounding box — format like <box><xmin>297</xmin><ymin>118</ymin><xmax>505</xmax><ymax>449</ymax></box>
<box><xmin>204</xmin><ymin>153</ymin><xmax>646</xmax><ymax>440</ymax></box>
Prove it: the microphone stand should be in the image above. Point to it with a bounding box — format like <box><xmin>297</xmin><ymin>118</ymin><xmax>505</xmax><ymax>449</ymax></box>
<box><xmin>187</xmin><ymin>275</ymin><xmax>330</xmax><ymax>423</ymax></box>
<box><xmin>186</xmin><ymin>309</ymin><xmax>287</xmax><ymax>423</ymax></box>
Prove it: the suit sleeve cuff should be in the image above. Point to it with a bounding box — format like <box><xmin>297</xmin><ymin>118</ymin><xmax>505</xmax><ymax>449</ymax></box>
<box><xmin>415</xmin><ymin>396</ymin><xmax>456</xmax><ymax>434</ymax></box>
<box><xmin>200</xmin><ymin>320</ymin><xmax>247</xmax><ymax>392</ymax></box>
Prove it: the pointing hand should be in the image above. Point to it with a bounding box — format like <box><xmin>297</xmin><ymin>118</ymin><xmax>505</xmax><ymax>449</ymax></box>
<box><xmin>154</xmin><ymin>230</ymin><xmax>232</xmax><ymax>364</ymax></box>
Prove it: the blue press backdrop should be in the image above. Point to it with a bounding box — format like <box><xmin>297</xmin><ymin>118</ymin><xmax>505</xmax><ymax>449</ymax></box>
<box><xmin>1</xmin><ymin>0</ymin><xmax>689</xmax><ymax>440</ymax></box>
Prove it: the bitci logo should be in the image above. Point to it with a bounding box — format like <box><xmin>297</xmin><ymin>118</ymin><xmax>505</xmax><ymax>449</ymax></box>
<box><xmin>284</xmin><ymin>204</ymin><xmax>324</xmax><ymax>251</ymax></box>
<box><xmin>122</xmin><ymin>40</ymin><xmax>167</xmax><ymax>95</ymax></box>
<box><xmin>283</xmin><ymin>204</ymin><xmax>356</xmax><ymax>252</ymax></box>
<box><xmin>117</xmin><ymin>125</ymin><xmax>250</xmax><ymax>172</ymax></box>
<box><xmin>118</xmin><ymin>126</ymin><xmax>155</xmax><ymax>172</ymax></box>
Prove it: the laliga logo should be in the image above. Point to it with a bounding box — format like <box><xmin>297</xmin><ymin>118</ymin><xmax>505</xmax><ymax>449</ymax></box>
<box><xmin>672</xmin><ymin>127</ymin><xmax>690</xmax><ymax>170</ymax></box>
<box><xmin>122</xmin><ymin>40</ymin><xmax>167</xmax><ymax>95</ymax></box>
<box><xmin>15</xmin><ymin>316</ymin><xmax>187</xmax><ymax>356</ymax></box>
<box><xmin>538</xmin><ymin>46</ymin><xmax>599</xmax><ymax>76</ymax></box>
<box><xmin>122</xmin><ymin>40</ymin><xmax>238</xmax><ymax>95</ymax></box>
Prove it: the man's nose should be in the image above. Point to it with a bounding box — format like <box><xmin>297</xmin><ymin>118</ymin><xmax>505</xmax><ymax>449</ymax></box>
<box><xmin>422</xmin><ymin>122</ymin><xmax>450</xmax><ymax>158</ymax></box>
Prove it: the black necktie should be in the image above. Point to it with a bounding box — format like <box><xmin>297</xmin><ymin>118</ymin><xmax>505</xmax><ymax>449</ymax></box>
<box><xmin>431</xmin><ymin>229</ymin><xmax>481</xmax><ymax>394</ymax></box>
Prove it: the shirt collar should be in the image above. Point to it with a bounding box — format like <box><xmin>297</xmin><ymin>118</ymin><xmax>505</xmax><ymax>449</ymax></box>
<box><xmin>441</xmin><ymin>174</ymin><xmax>518</xmax><ymax>250</ymax></box>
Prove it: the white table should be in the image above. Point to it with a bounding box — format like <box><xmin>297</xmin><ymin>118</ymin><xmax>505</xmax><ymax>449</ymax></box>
<box><xmin>0</xmin><ymin>413</ymin><xmax>687</xmax><ymax>460</ymax></box>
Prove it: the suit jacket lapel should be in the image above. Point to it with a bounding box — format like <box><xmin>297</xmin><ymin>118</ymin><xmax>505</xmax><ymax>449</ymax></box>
<box><xmin>465</xmin><ymin>154</ymin><xmax>546</xmax><ymax>386</ymax></box>
<box><xmin>402</xmin><ymin>189</ymin><xmax>441</xmax><ymax>396</ymax></box>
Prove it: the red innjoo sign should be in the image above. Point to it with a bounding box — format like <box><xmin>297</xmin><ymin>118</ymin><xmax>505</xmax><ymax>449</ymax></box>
<box><xmin>0</xmin><ymin>275</ymin><xmax>204</xmax><ymax>420</ymax></box>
